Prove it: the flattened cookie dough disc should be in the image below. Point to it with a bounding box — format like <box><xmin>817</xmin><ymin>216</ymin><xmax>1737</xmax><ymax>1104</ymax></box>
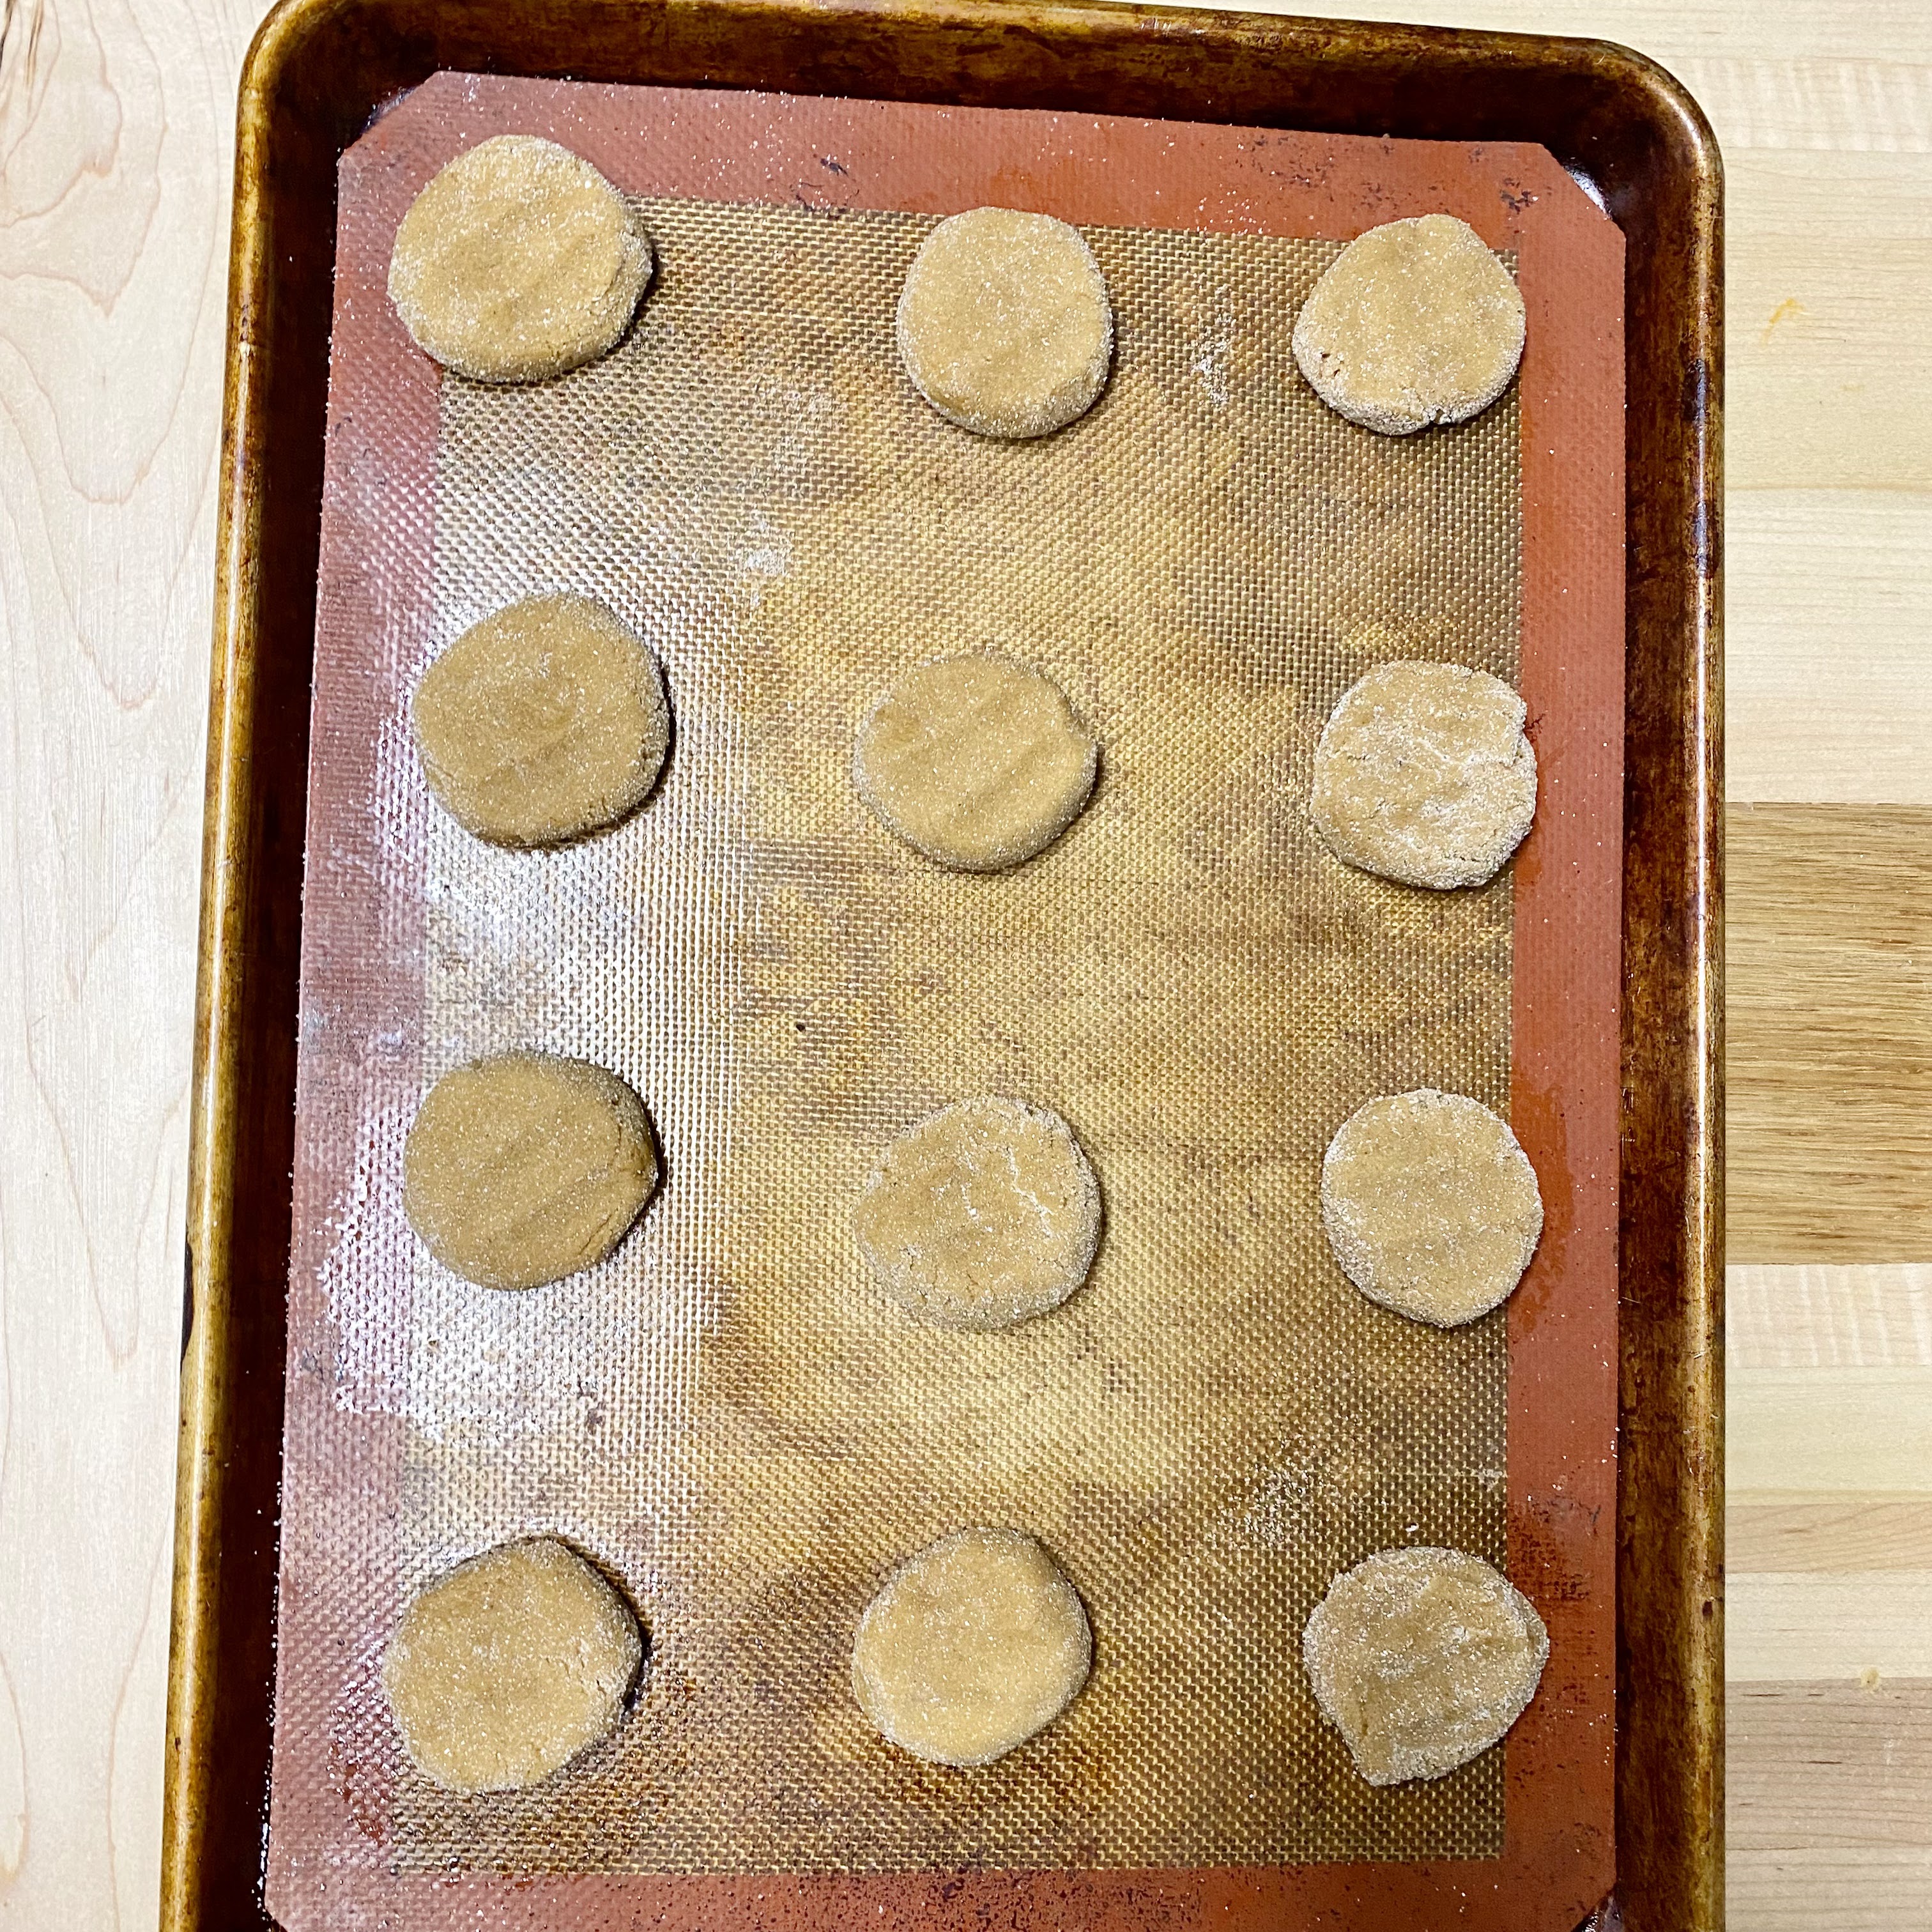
<box><xmin>413</xmin><ymin>594</ymin><xmax>671</xmax><ymax>847</ymax></box>
<box><xmin>383</xmin><ymin>1537</ymin><xmax>643</xmax><ymax>1792</ymax></box>
<box><xmin>1310</xmin><ymin>660</ymin><xmax>1536</xmax><ymax>889</ymax></box>
<box><xmin>852</xmin><ymin>1528</ymin><xmax>1092</xmax><ymax>1766</ymax></box>
<box><xmin>855</xmin><ymin>654</ymin><xmax>1098</xmax><ymax>871</ymax></box>
<box><xmin>897</xmin><ymin>208</ymin><xmax>1114</xmax><ymax>438</ymax></box>
<box><xmin>1321</xmin><ymin>1088</ymin><xmax>1542</xmax><ymax>1327</ymax></box>
<box><xmin>388</xmin><ymin>133</ymin><xmax>654</xmax><ymax>383</ymax></box>
<box><xmin>404</xmin><ymin>1052</ymin><xmax>659</xmax><ymax>1289</ymax></box>
<box><xmin>854</xmin><ymin>1097</ymin><xmax>1101</xmax><ymax>1330</ymax></box>
<box><xmin>1303</xmin><ymin>1545</ymin><xmax>1548</xmax><ymax>1786</ymax></box>
<box><xmin>1292</xmin><ymin>213</ymin><xmax>1524</xmax><ymax>435</ymax></box>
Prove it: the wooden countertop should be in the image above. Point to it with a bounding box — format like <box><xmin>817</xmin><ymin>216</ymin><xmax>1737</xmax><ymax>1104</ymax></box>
<box><xmin>0</xmin><ymin>0</ymin><xmax>1919</xmax><ymax>1924</ymax></box>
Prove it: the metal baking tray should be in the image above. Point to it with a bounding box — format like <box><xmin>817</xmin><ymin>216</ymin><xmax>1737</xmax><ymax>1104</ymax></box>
<box><xmin>167</xmin><ymin>3</ymin><xmax>1721</xmax><ymax>1928</ymax></box>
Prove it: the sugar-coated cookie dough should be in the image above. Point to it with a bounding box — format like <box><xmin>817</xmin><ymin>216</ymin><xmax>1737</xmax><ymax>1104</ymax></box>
<box><xmin>383</xmin><ymin>1537</ymin><xmax>643</xmax><ymax>1792</ymax></box>
<box><xmin>1321</xmin><ymin>1088</ymin><xmax>1542</xmax><ymax>1327</ymax></box>
<box><xmin>412</xmin><ymin>594</ymin><xmax>671</xmax><ymax>848</ymax></box>
<box><xmin>388</xmin><ymin>134</ymin><xmax>654</xmax><ymax>383</ymax></box>
<box><xmin>853</xmin><ymin>1097</ymin><xmax>1101</xmax><ymax>1330</ymax></box>
<box><xmin>852</xmin><ymin>1528</ymin><xmax>1092</xmax><ymax>1766</ymax></box>
<box><xmin>1310</xmin><ymin>660</ymin><xmax>1536</xmax><ymax>889</ymax></box>
<box><xmin>1303</xmin><ymin>1545</ymin><xmax>1548</xmax><ymax>1786</ymax></box>
<box><xmin>403</xmin><ymin>1051</ymin><xmax>658</xmax><ymax>1290</ymax></box>
<box><xmin>1292</xmin><ymin>213</ymin><xmax>1524</xmax><ymax>435</ymax></box>
<box><xmin>897</xmin><ymin>208</ymin><xmax>1114</xmax><ymax>438</ymax></box>
<box><xmin>854</xmin><ymin>654</ymin><xmax>1098</xmax><ymax>871</ymax></box>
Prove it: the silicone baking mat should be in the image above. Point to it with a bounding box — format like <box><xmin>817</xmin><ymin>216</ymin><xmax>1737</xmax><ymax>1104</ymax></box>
<box><xmin>266</xmin><ymin>74</ymin><xmax>1623</xmax><ymax>1932</ymax></box>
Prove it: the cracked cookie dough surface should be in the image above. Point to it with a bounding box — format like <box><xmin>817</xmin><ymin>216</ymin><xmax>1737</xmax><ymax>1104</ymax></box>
<box><xmin>1310</xmin><ymin>660</ymin><xmax>1536</xmax><ymax>889</ymax></box>
<box><xmin>1292</xmin><ymin>213</ymin><xmax>1524</xmax><ymax>436</ymax></box>
<box><xmin>852</xmin><ymin>1097</ymin><xmax>1102</xmax><ymax>1330</ymax></box>
<box><xmin>1303</xmin><ymin>1545</ymin><xmax>1548</xmax><ymax>1786</ymax></box>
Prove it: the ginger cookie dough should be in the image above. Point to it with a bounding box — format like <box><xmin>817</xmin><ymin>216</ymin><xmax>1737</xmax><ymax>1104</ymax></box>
<box><xmin>854</xmin><ymin>1097</ymin><xmax>1101</xmax><ymax>1330</ymax></box>
<box><xmin>1291</xmin><ymin>213</ymin><xmax>1524</xmax><ymax>435</ymax></box>
<box><xmin>1303</xmin><ymin>1545</ymin><xmax>1549</xmax><ymax>1786</ymax></box>
<box><xmin>413</xmin><ymin>593</ymin><xmax>671</xmax><ymax>847</ymax></box>
<box><xmin>852</xmin><ymin>1528</ymin><xmax>1092</xmax><ymax>1766</ymax></box>
<box><xmin>383</xmin><ymin>1537</ymin><xmax>643</xmax><ymax>1792</ymax></box>
<box><xmin>1321</xmin><ymin>1088</ymin><xmax>1543</xmax><ymax>1328</ymax></box>
<box><xmin>854</xmin><ymin>654</ymin><xmax>1098</xmax><ymax>871</ymax></box>
<box><xmin>1310</xmin><ymin>660</ymin><xmax>1537</xmax><ymax>889</ymax></box>
<box><xmin>403</xmin><ymin>1051</ymin><xmax>658</xmax><ymax>1290</ymax></box>
<box><xmin>388</xmin><ymin>134</ymin><xmax>654</xmax><ymax>383</ymax></box>
<box><xmin>897</xmin><ymin>208</ymin><xmax>1114</xmax><ymax>438</ymax></box>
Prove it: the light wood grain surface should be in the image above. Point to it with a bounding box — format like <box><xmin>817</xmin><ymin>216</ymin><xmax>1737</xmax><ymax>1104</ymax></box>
<box><xmin>0</xmin><ymin>0</ymin><xmax>1921</xmax><ymax>1924</ymax></box>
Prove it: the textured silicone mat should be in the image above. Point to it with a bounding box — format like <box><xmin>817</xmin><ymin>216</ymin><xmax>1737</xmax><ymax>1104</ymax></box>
<box><xmin>405</xmin><ymin>199</ymin><xmax>1517</xmax><ymax>1873</ymax></box>
<box><xmin>266</xmin><ymin>74</ymin><xmax>1625</xmax><ymax>1932</ymax></box>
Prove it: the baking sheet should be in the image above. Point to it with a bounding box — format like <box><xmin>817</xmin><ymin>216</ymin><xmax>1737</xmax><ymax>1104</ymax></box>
<box><xmin>266</xmin><ymin>74</ymin><xmax>1624</xmax><ymax>1932</ymax></box>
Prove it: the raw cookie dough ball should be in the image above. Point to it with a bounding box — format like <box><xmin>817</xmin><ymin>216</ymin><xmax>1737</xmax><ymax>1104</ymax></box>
<box><xmin>383</xmin><ymin>1537</ymin><xmax>643</xmax><ymax>1792</ymax></box>
<box><xmin>852</xmin><ymin>1527</ymin><xmax>1092</xmax><ymax>1765</ymax></box>
<box><xmin>1321</xmin><ymin>1088</ymin><xmax>1542</xmax><ymax>1327</ymax></box>
<box><xmin>413</xmin><ymin>594</ymin><xmax>671</xmax><ymax>848</ymax></box>
<box><xmin>897</xmin><ymin>207</ymin><xmax>1114</xmax><ymax>438</ymax></box>
<box><xmin>854</xmin><ymin>654</ymin><xmax>1098</xmax><ymax>871</ymax></box>
<box><xmin>388</xmin><ymin>133</ymin><xmax>654</xmax><ymax>383</ymax></box>
<box><xmin>403</xmin><ymin>1051</ymin><xmax>658</xmax><ymax>1290</ymax></box>
<box><xmin>1310</xmin><ymin>660</ymin><xmax>1536</xmax><ymax>889</ymax></box>
<box><xmin>1303</xmin><ymin>1545</ymin><xmax>1548</xmax><ymax>1786</ymax></box>
<box><xmin>854</xmin><ymin>1097</ymin><xmax>1101</xmax><ymax>1330</ymax></box>
<box><xmin>1292</xmin><ymin>212</ymin><xmax>1524</xmax><ymax>435</ymax></box>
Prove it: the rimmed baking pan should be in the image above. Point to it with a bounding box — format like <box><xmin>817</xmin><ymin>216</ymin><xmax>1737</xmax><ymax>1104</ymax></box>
<box><xmin>167</xmin><ymin>4</ymin><xmax>1720</xmax><ymax>1929</ymax></box>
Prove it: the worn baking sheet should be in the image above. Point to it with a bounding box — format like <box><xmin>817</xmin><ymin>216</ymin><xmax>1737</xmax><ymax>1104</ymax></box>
<box><xmin>262</xmin><ymin>73</ymin><xmax>1624</xmax><ymax>1932</ymax></box>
